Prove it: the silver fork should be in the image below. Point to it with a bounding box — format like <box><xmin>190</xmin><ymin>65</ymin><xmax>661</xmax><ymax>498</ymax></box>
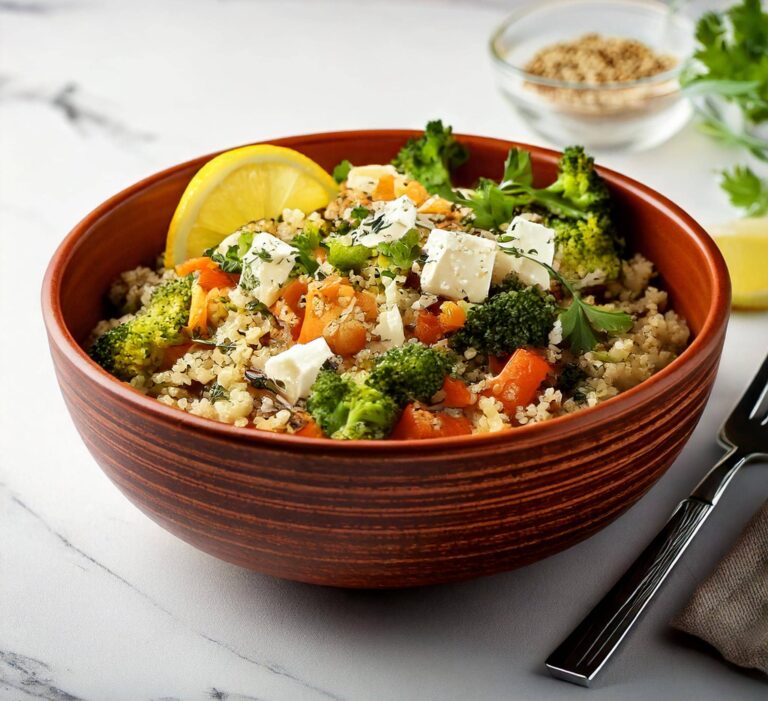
<box><xmin>546</xmin><ymin>353</ymin><xmax>768</xmax><ymax>687</ymax></box>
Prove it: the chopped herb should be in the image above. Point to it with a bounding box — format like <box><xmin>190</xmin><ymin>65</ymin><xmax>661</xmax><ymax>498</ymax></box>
<box><xmin>255</xmin><ymin>248</ymin><xmax>273</xmax><ymax>262</ymax></box>
<box><xmin>245</xmin><ymin>300</ymin><xmax>275</xmax><ymax>318</ymax></box>
<box><xmin>332</xmin><ymin>159</ymin><xmax>353</xmax><ymax>183</ymax></box>
<box><xmin>191</xmin><ymin>337</ymin><xmax>237</xmax><ymax>352</ymax></box>
<box><xmin>208</xmin><ymin>382</ymin><xmax>229</xmax><ymax>402</ymax></box>
<box><xmin>377</xmin><ymin>228</ymin><xmax>421</xmax><ymax>270</ymax></box>
<box><xmin>203</xmin><ymin>230</ymin><xmax>254</xmax><ymax>273</ymax></box>
<box><xmin>351</xmin><ymin>206</ymin><xmax>370</xmax><ymax>222</ymax></box>
<box><xmin>291</xmin><ymin>225</ymin><xmax>322</xmax><ymax>275</ymax></box>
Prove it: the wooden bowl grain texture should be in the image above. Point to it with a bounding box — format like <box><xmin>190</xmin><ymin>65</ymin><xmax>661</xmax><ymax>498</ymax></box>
<box><xmin>42</xmin><ymin>131</ymin><xmax>730</xmax><ymax>588</ymax></box>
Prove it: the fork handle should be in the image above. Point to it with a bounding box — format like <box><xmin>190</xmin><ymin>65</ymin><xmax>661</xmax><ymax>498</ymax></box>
<box><xmin>545</xmin><ymin>497</ymin><xmax>713</xmax><ymax>687</ymax></box>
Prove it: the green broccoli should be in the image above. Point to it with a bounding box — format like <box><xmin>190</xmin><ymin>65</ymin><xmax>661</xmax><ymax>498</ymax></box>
<box><xmin>545</xmin><ymin>146</ymin><xmax>610</xmax><ymax>212</ymax></box>
<box><xmin>307</xmin><ymin>370</ymin><xmax>398</xmax><ymax>440</ymax></box>
<box><xmin>326</xmin><ymin>238</ymin><xmax>373</xmax><ymax>272</ymax></box>
<box><xmin>366</xmin><ymin>342</ymin><xmax>453</xmax><ymax>406</ymax></box>
<box><xmin>89</xmin><ymin>276</ymin><xmax>193</xmax><ymax>380</ymax></box>
<box><xmin>392</xmin><ymin>120</ymin><xmax>468</xmax><ymax>194</ymax></box>
<box><xmin>450</xmin><ymin>286</ymin><xmax>557</xmax><ymax>356</ymax></box>
<box><xmin>549</xmin><ymin>212</ymin><xmax>622</xmax><ymax>281</ymax></box>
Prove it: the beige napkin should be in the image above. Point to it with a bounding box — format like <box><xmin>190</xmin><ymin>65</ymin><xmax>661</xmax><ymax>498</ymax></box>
<box><xmin>672</xmin><ymin>500</ymin><xmax>768</xmax><ymax>674</ymax></box>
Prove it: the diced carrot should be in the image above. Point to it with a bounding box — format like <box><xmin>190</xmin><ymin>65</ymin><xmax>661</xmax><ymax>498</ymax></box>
<box><xmin>405</xmin><ymin>180</ymin><xmax>429</xmax><ymax>206</ymax></box>
<box><xmin>438</xmin><ymin>301</ymin><xmax>466</xmax><ymax>331</ymax></box>
<box><xmin>483</xmin><ymin>348</ymin><xmax>551</xmax><ymax>415</ymax></box>
<box><xmin>295</xmin><ymin>418</ymin><xmax>325</xmax><ymax>438</ymax></box>
<box><xmin>198</xmin><ymin>267</ymin><xmax>237</xmax><ymax>291</ymax></box>
<box><xmin>175</xmin><ymin>257</ymin><xmax>217</xmax><ymax>277</ymax></box>
<box><xmin>356</xmin><ymin>290</ymin><xmax>379</xmax><ymax>321</ymax></box>
<box><xmin>372</xmin><ymin>173</ymin><xmax>396</xmax><ymax>201</ymax></box>
<box><xmin>441</xmin><ymin>376</ymin><xmax>475</xmax><ymax>408</ymax></box>
<box><xmin>414</xmin><ymin>310</ymin><xmax>444</xmax><ymax>345</ymax></box>
<box><xmin>161</xmin><ymin>343</ymin><xmax>192</xmax><ymax>370</ymax></box>
<box><xmin>418</xmin><ymin>197</ymin><xmax>453</xmax><ymax>214</ymax></box>
<box><xmin>324</xmin><ymin>318</ymin><xmax>368</xmax><ymax>356</ymax></box>
<box><xmin>391</xmin><ymin>404</ymin><xmax>473</xmax><ymax>439</ymax></box>
<box><xmin>277</xmin><ymin>279</ymin><xmax>308</xmax><ymax>318</ymax></box>
<box><xmin>488</xmin><ymin>355</ymin><xmax>509</xmax><ymax>375</ymax></box>
<box><xmin>185</xmin><ymin>283</ymin><xmax>209</xmax><ymax>335</ymax></box>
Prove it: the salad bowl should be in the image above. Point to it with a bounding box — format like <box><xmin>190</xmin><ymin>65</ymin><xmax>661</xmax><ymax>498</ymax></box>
<box><xmin>41</xmin><ymin>131</ymin><xmax>729</xmax><ymax>588</ymax></box>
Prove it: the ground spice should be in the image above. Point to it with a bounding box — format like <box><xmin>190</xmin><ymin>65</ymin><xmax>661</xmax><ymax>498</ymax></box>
<box><xmin>523</xmin><ymin>33</ymin><xmax>678</xmax><ymax>114</ymax></box>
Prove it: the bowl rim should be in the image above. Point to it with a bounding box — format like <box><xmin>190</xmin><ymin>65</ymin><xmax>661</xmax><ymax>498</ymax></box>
<box><xmin>489</xmin><ymin>0</ymin><xmax>693</xmax><ymax>91</ymax></box>
<box><xmin>41</xmin><ymin>129</ymin><xmax>730</xmax><ymax>453</ymax></box>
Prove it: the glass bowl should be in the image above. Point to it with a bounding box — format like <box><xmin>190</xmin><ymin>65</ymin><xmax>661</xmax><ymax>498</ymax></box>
<box><xmin>490</xmin><ymin>0</ymin><xmax>695</xmax><ymax>152</ymax></box>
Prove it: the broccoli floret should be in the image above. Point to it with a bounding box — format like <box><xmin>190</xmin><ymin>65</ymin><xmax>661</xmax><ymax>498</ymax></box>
<box><xmin>307</xmin><ymin>370</ymin><xmax>398</xmax><ymax>440</ymax></box>
<box><xmin>450</xmin><ymin>286</ymin><xmax>557</xmax><ymax>356</ymax></box>
<box><xmin>89</xmin><ymin>276</ymin><xmax>193</xmax><ymax>380</ymax></box>
<box><xmin>326</xmin><ymin>238</ymin><xmax>373</xmax><ymax>272</ymax></box>
<box><xmin>367</xmin><ymin>342</ymin><xmax>453</xmax><ymax>406</ymax></box>
<box><xmin>392</xmin><ymin>120</ymin><xmax>468</xmax><ymax>194</ymax></box>
<box><xmin>545</xmin><ymin>146</ymin><xmax>610</xmax><ymax>212</ymax></box>
<box><xmin>550</xmin><ymin>213</ymin><xmax>622</xmax><ymax>281</ymax></box>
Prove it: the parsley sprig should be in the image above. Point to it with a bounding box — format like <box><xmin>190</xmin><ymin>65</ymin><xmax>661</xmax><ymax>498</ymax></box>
<box><xmin>720</xmin><ymin>165</ymin><xmax>768</xmax><ymax>216</ymax></box>
<box><xmin>500</xmin><ymin>242</ymin><xmax>633</xmax><ymax>353</ymax></box>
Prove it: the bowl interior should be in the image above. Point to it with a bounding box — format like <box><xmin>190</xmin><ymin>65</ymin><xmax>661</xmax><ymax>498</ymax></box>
<box><xmin>56</xmin><ymin>132</ymin><xmax>716</xmax><ymax>365</ymax></box>
<box><xmin>491</xmin><ymin>0</ymin><xmax>694</xmax><ymax>88</ymax></box>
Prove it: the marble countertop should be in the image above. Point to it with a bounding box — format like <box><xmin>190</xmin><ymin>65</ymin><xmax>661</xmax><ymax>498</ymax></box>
<box><xmin>1</xmin><ymin>1</ymin><xmax>766</xmax><ymax>699</ymax></box>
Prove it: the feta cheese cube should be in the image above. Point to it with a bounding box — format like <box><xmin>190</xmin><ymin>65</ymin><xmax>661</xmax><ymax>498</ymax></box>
<box><xmin>263</xmin><ymin>337</ymin><xmax>335</xmax><ymax>405</ymax></box>
<box><xmin>493</xmin><ymin>216</ymin><xmax>555</xmax><ymax>290</ymax></box>
<box><xmin>239</xmin><ymin>233</ymin><xmax>297</xmax><ymax>306</ymax></box>
<box><xmin>346</xmin><ymin>164</ymin><xmax>399</xmax><ymax>194</ymax></box>
<box><xmin>353</xmin><ymin>196</ymin><xmax>418</xmax><ymax>248</ymax></box>
<box><xmin>420</xmin><ymin>229</ymin><xmax>496</xmax><ymax>303</ymax></box>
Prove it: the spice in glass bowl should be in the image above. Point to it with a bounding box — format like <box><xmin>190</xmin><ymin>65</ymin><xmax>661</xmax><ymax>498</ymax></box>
<box><xmin>523</xmin><ymin>33</ymin><xmax>678</xmax><ymax>113</ymax></box>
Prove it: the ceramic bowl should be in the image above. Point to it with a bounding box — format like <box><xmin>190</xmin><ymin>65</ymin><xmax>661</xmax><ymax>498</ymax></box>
<box><xmin>42</xmin><ymin>131</ymin><xmax>730</xmax><ymax>588</ymax></box>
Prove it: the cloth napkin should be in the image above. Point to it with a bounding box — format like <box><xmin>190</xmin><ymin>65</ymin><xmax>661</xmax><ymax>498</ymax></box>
<box><xmin>672</xmin><ymin>500</ymin><xmax>768</xmax><ymax>674</ymax></box>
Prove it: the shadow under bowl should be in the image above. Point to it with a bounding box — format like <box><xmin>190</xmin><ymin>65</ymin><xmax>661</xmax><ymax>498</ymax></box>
<box><xmin>42</xmin><ymin>130</ymin><xmax>730</xmax><ymax>588</ymax></box>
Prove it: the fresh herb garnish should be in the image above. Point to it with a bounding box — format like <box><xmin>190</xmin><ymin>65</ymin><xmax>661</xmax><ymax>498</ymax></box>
<box><xmin>208</xmin><ymin>382</ymin><xmax>228</xmax><ymax>402</ymax></box>
<box><xmin>245</xmin><ymin>300</ymin><xmax>275</xmax><ymax>318</ymax></box>
<box><xmin>500</xmin><ymin>242</ymin><xmax>633</xmax><ymax>353</ymax></box>
<box><xmin>377</xmin><ymin>228</ymin><xmax>421</xmax><ymax>270</ymax></box>
<box><xmin>203</xmin><ymin>230</ymin><xmax>254</xmax><ymax>273</ymax></box>
<box><xmin>291</xmin><ymin>225</ymin><xmax>322</xmax><ymax>275</ymax></box>
<box><xmin>720</xmin><ymin>165</ymin><xmax>768</xmax><ymax>216</ymax></box>
<box><xmin>332</xmin><ymin>159</ymin><xmax>353</xmax><ymax>183</ymax></box>
<box><xmin>255</xmin><ymin>248</ymin><xmax>273</xmax><ymax>262</ymax></box>
<box><xmin>351</xmin><ymin>205</ymin><xmax>370</xmax><ymax>222</ymax></box>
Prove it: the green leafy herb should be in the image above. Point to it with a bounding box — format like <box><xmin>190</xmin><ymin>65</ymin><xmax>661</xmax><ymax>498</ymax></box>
<box><xmin>291</xmin><ymin>225</ymin><xmax>322</xmax><ymax>276</ymax></box>
<box><xmin>377</xmin><ymin>228</ymin><xmax>421</xmax><ymax>269</ymax></box>
<box><xmin>332</xmin><ymin>159</ymin><xmax>353</xmax><ymax>184</ymax></box>
<box><xmin>499</xmin><ymin>242</ymin><xmax>633</xmax><ymax>353</ymax></box>
<box><xmin>351</xmin><ymin>205</ymin><xmax>370</xmax><ymax>222</ymax></box>
<box><xmin>208</xmin><ymin>382</ymin><xmax>228</xmax><ymax>402</ymax></box>
<box><xmin>720</xmin><ymin>165</ymin><xmax>768</xmax><ymax>215</ymax></box>
<box><xmin>244</xmin><ymin>368</ymin><xmax>285</xmax><ymax>394</ymax></box>
<box><xmin>203</xmin><ymin>230</ymin><xmax>254</xmax><ymax>273</ymax></box>
<box><xmin>681</xmin><ymin>0</ymin><xmax>768</xmax><ymax>124</ymax></box>
<box><xmin>245</xmin><ymin>300</ymin><xmax>275</xmax><ymax>318</ymax></box>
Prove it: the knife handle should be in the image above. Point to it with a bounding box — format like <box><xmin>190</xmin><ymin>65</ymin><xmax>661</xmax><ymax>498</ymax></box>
<box><xmin>545</xmin><ymin>497</ymin><xmax>713</xmax><ymax>687</ymax></box>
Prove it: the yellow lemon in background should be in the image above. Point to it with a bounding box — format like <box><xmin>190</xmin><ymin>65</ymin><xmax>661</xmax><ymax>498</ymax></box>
<box><xmin>164</xmin><ymin>145</ymin><xmax>339</xmax><ymax>267</ymax></box>
<box><xmin>710</xmin><ymin>218</ymin><xmax>768</xmax><ymax>310</ymax></box>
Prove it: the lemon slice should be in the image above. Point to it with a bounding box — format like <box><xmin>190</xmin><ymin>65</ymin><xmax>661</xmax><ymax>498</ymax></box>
<box><xmin>164</xmin><ymin>145</ymin><xmax>338</xmax><ymax>267</ymax></box>
<box><xmin>710</xmin><ymin>217</ymin><xmax>768</xmax><ymax>310</ymax></box>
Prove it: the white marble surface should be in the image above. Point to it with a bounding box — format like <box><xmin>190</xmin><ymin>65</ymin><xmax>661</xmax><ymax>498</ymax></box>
<box><xmin>1</xmin><ymin>0</ymin><xmax>767</xmax><ymax>699</ymax></box>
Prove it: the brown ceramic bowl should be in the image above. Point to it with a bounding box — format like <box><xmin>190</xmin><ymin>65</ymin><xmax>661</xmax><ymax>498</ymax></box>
<box><xmin>42</xmin><ymin>131</ymin><xmax>730</xmax><ymax>588</ymax></box>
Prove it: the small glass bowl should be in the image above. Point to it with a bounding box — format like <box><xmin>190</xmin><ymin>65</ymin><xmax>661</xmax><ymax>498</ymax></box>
<box><xmin>490</xmin><ymin>0</ymin><xmax>695</xmax><ymax>152</ymax></box>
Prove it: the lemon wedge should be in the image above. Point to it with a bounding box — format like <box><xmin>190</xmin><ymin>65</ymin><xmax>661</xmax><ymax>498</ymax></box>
<box><xmin>164</xmin><ymin>145</ymin><xmax>338</xmax><ymax>267</ymax></box>
<box><xmin>710</xmin><ymin>217</ymin><xmax>768</xmax><ymax>309</ymax></box>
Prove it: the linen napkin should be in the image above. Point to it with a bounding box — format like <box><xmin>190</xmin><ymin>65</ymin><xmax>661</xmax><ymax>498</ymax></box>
<box><xmin>672</xmin><ymin>500</ymin><xmax>768</xmax><ymax>674</ymax></box>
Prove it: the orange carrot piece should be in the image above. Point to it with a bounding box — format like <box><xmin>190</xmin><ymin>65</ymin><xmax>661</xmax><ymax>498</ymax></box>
<box><xmin>438</xmin><ymin>301</ymin><xmax>466</xmax><ymax>332</ymax></box>
<box><xmin>372</xmin><ymin>173</ymin><xmax>396</xmax><ymax>201</ymax></box>
<box><xmin>198</xmin><ymin>267</ymin><xmax>237</xmax><ymax>291</ymax></box>
<box><xmin>418</xmin><ymin>197</ymin><xmax>452</xmax><ymax>214</ymax></box>
<box><xmin>185</xmin><ymin>283</ymin><xmax>209</xmax><ymax>335</ymax></box>
<box><xmin>483</xmin><ymin>348</ymin><xmax>551</xmax><ymax>415</ymax></box>
<box><xmin>414</xmin><ymin>310</ymin><xmax>444</xmax><ymax>345</ymax></box>
<box><xmin>175</xmin><ymin>257</ymin><xmax>217</xmax><ymax>277</ymax></box>
<box><xmin>356</xmin><ymin>290</ymin><xmax>379</xmax><ymax>321</ymax></box>
<box><xmin>405</xmin><ymin>180</ymin><xmax>429</xmax><ymax>206</ymax></box>
<box><xmin>295</xmin><ymin>418</ymin><xmax>325</xmax><ymax>438</ymax></box>
<box><xmin>392</xmin><ymin>404</ymin><xmax>472</xmax><ymax>440</ymax></box>
<box><xmin>278</xmin><ymin>279</ymin><xmax>308</xmax><ymax>318</ymax></box>
<box><xmin>441</xmin><ymin>376</ymin><xmax>474</xmax><ymax>408</ymax></box>
<box><xmin>324</xmin><ymin>319</ymin><xmax>368</xmax><ymax>356</ymax></box>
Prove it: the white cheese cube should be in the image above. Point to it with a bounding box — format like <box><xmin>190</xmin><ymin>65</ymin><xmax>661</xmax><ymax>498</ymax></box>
<box><xmin>346</xmin><ymin>164</ymin><xmax>399</xmax><ymax>194</ymax></box>
<box><xmin>353</xmin><ymin>196</ymin><xmax>418</xmax><ymax>248</ymax></box>
<box><xmin>420</xmin><ymin>229</ymin><xmax>496</xmax><ymax>303</ymax></box>
<box><xmin>239</xmin><ymin>233</ymin><xmax>297</xmax><ymax>306</ymax></box>
<box><xmin>263</xmin><ymin>337</ymin><xmax>335</xmax><ymax>405</ymax></box>
<box><xmin>494</xmin><ymin>216</ymin><xmax>555</xmax><ymax>290</ymax></box>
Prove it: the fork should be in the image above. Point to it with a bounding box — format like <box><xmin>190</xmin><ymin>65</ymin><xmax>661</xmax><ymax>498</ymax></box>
<box><xmin>545</xmin><ymin>353</ymin><xmax>768</xmax><ymax>687</ymax></box>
